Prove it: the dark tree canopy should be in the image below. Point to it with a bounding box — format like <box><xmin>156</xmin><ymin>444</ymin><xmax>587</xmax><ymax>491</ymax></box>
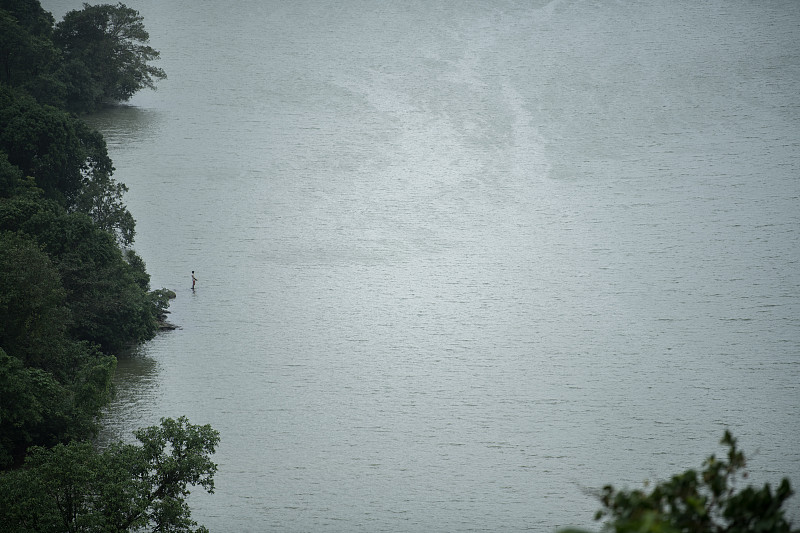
<box><xmin>0</xmin><ymin>192</ymin><xmax>158</xmax><ymax>353</ymax></box>
<box><xmin>0</xmin><ymin>4</ymin><xmax>213</xmax><ymax>529</ymax></box>
<box><xmin>0</xmin><ymin>2</ymin><xmax>170</xmax><ymax>468</ymax></box>
<box><xmin>54</xmin><ymin>2</ymin><xmax>166</xmax><ymax>111</ymax></box>
<box><xmin>0</xmin><ymin>0</ymin><xmax>53</xmax><ymax>37</ymax></box>
<box><xmin>0</xmin><ymin>149</ymin><xmax>24</xmax><ymax>203</ymax></box>
<box><xmin>0</xmin><ymin>0</ymin><xmax>57</xmax><ymax>88</ymax></box>
<box><xmin>0</xmin><ymin>417</ymin><xmax>219</xmax><ymax>532</ymax></box>
<box><xmin>0</xmin><ymin>86</ymin><xmax>92</xmax><ymax>205</ymax></box>
<box><xmin>1</xmin><ymin>1</ymin><xmax>166</xmax><ymax>111</ymax></box>
<box><xmin>0</xmin><ymin>85</ymin><xmax>135</xmax><ymax>244</ymax></box>
<box><xmin>0</xmin><ymin>231</ymin><xmax>68</xmax><ymax>368</ymax></box>
<box><xmin>0</xmin><ymin>0</ymin><xmax>64</xmax><ymax>107</ymax></box>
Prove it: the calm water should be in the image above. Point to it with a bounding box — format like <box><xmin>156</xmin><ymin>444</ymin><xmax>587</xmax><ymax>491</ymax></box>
<box><xmin>44</xmin><ymin>1</ymin><xmax>800</xmax><ymax>531</ymax></box>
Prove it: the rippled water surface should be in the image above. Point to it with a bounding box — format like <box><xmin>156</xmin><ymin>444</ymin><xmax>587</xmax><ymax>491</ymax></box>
<box><xmin>44</xmin><ymin>1</ymin><xmax>800</xmax><ymax>531</ymax></box>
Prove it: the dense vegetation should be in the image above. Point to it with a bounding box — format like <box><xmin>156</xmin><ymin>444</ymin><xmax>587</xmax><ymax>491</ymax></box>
<box><xmin>1</xmin><ymin>0</ymin><xmax>166</xmax><ymax>112</ymax></box>
<box><xmin>1</xmin><ymin>2</ymin><xmax>217</xmax><ymax>531</ymax></box>
<box><xmin>0</xmin><ymin>417</ymin><xmax>219</xmax><ymax>532</ymax></box>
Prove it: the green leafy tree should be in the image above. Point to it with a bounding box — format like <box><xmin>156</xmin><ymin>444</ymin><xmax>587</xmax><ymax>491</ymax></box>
<box><xmin>0</xmin><ymin>149</ymin><xmax>25</xmax><ymax>197</ymax></box>
<box><xmin>31</xmin><ymin>208</ymin><xmax>157</xmax><ymax>352</ymax></box>
<box><xmin>0</xmin><ymin>230</ymin><xmax>117</xmax><ymax>466</ymax></box>
<box><xmin>0</xmin><ymin>7</ymin><xmax>42</xmax><ymax>84</ymax></box>
<box><xmin>0</xmin><ymin>192</ymin><xmax>157</xmax><ymax>353</ymax></box>
<box><xmin>0</xmin><ymin>0</ymin><xmax>54</xmax><ymax>38</ymax></box>
<box><xmin>53</xmin><ymin>2</ymin><xmax>166</xmax><ymax>111</ymax></box>
<box><xmin>0</xmin><ymin>348</ymin><xmax>71</xmax><ymax>468</ymax></box>
<box><xmin>0</xmin><ymin>231</ymin><xmax>69</xmax><ymax>369</ymax></box>
<box><xmin>0</xmin><ymin>86</ymin><xmax>135</xmax><ymax>243</ymax></box>
<box><xmin>0</xmin><ymin>345</ymin><xmax>114</xmax><ymax>469</ymax></box>
<box><xmin>563</xmin><ymin>432</ymin><xmax>798</xmax><ymax>533</ymax></box>
<box><xmin>0</xmin><ymin>0</ymin><xmax>64</xmax><ymax>106</ymax></box>
<box><xmin>0</xmin><ymin>86</ymin><xmax>92</xmax><ymax>205</ymax></box>
<box><xmin>72</xmin><ymin>119</ymin><xmax>136</xmax><ymax>245</ymax></box>
<box><xmin>0</xmin><ymin>417</ymin><xmax>220</xmax><ymax>532</ymax></box>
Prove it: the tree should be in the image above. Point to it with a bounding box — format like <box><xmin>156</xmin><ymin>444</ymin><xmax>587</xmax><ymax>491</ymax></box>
<box><xmin>30</xmin><ymin>207</ymin><xmax>157</xmax><ymax>352</ymax></box>
<box><xmin>0</xmin><ymin>348</ymin><xmax>71</xmax><ymax>469</ymax></box>
<box><xmin>0</xmin><ymin>8</ymin><xmax>43</xmax><ymax>84</ymax></box>
<box><xmin>53</xmin><ymin>2</ymin><xmax>166</xmax><ymax>111</ymax></box>
<box><xmin>0</xmin><ymin>231</ymin><xmax>69</xmax><ymax>369</ymax></box>
<box><xmin>0</xmin><ymin>344</ymin><xmax>114</xmax><ymax>469</ymax></box>
<box><xmin>0</xmin><ymin>230</ymin><xmax>118</xmax><ymax>466</ymax></box>
<box><xmin>0</xmin><ymin>0</ymin><xmax>64</xmax><ymax>106</ymax></box>
<box><xmin>0</xmin><ymin>81</ymin><xmax>136</xmax><ymax>245</ymax></box>
<box><xmin>0</xmin><ymin>192</ymin><xmax>158</xmax><ymax>353</ymax></box>
<box><xmin>563</xmin><ymin>432</ymin><xmax>798</xmax><ymax>533</ymax></box>
<box><xmin>0</xmin><ymin>149</ymin><xmax>25</xmax><ymax>197</ymax></box>
<box><xmin>72</xmin><ymin>118</ymin><xmax>136</xmax><ymax>245</ymax></box>
<box><xmin>0</xmin><ymin>86</ymin><xmax>92</xmax><ymax>206</ymax></box>
<box><xmin>0</xmin><ymin>0</ymin><xmax>54</xmax><ymax>38</ymax></box>
<box><xmin>0</xmin><ymin>417</ymin><xmax>220</xmax><ymax>533</ymax></box>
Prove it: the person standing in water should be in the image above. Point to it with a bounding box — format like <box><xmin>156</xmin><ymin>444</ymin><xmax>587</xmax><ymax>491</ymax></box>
<box><xmin>192</xmin><ymin>271</ymin><xmax>197</xmax><ymax>290</ymax></box>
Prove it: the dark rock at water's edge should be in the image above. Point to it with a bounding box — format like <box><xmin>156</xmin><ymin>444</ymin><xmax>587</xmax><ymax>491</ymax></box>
<box><xmin>155</xmin><ymin>288</ymin><xmax>179</xmax><ymax>330</ymax></box>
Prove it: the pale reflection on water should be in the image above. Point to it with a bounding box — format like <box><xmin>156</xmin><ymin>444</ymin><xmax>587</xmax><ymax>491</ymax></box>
<box><xmin>97</xmin><ymin>346</ymin><xmax>160</xmax><ymax>445</ymax></box>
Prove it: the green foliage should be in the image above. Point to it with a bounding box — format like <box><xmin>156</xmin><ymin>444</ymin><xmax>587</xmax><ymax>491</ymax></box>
<box><xmin>565</xmin><ymin>432</ymin><xmax>798</xmax><ymax>533</ymax></box>
<box><xmin>0</xmin><ymin>149</ymin><xmax>24</xmax><ymax>197</ymax></box>
<box><xmin>0</xmin><ymin>417</ymin><xmax>220</xmax><ymax>533</ymax></box>
<box><xmin>0</xmin><ymin>221</ymin><xmax>119</xmax><ymax>467</ymax></box>
<box><xmin>0</xmin><ymin>0</ymin><xmax>64</xmax><ymax>105</ymax></box>
<box><xmin>0</xmin><ymin>86</ymin><xmax>90</xmax><ymax>205</ymax></box>
<box><xmin>2</xmin><ymin>1</ymin><xmax>166</xmax><ymax>112</ymax></box>
<box><xmin>53</xmin><ymin>2</ymin><xmax>166</xmax><ymax>111</ymax></box>
<box><xmin>0</xmin><ymin>86</ymin><xmax>136</xmax><ymax>243</ymax></box>
<box><xmin>0</xmin><ymin>348</ymin><xmax>68</xmax><ymax>468</ymax></box>
<box><xmin>0</xmin><ymin>196</ymin><xmax>151</xmax><ymax>466</ymax></box>
<box><xmin>0</xmin><ymin>4</ymin><xmax>197</xmax><ymax>525</ymax></box>
<box><xmin>0</xmin><ymin>0</ymin><xmax>54</xmax><ymax>37</ymax></box>
<box><xmin>0</xmin><ymin>346</ymin><xmax>115</xmax><ymax>469</ymax></box>
<box><xmin>36</xmin><ymin>209</ymin><xmax>157</xmax><ymax>352</ymax></box>
<box><xmin>71</xmin><ymin>118</ymin><xmax>137</xmax><ymax>246</ymax></box>
<box><xmin>76</xmin><ymin>162</ymin><xmax>136</xmax><ymax>245</ymax></box>
<box><xmin>49</xmin><ymin>214</ymin><xmax>158</xmax><ymax>351</ymax></box>
<box><xmin>0</xmin><ymin>230</ymin><xmax>118</xmax><ymax>462</ymax></box>
<box><xmin>0</xmin><ymin>231</ymin><xmax>68</xmax><ymax>368</ymax></box>
<box><xmin>125</xmin><ymin>248</ymin><xmax>150</xmax><ymax>290</ymax></box>
<box><xmin>149</xmin><ymin>286</ymin><xmax>176</xmax><ymax>324</ymax></box>
<box><xmin>0</xmin><ymin>194</ymin><xmax>159</xmax><ymax>352</ymax></box>
<box><xmin>0</xmin><ymin>1</ymin><xmax>167</xmax><ymax>469</ymax></box>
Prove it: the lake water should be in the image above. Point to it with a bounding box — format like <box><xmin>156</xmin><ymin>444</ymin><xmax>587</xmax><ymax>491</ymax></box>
<box><xmin>42</xmin><ymin>1</ymin><xmax>800</xmax><ymax>531</ymax></box>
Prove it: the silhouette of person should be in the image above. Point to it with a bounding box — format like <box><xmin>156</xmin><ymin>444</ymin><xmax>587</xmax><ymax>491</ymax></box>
<box><xmin>192</xmin><ymin>271</ymin><xmax>197</xmax><ymax>290</ymax></box>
